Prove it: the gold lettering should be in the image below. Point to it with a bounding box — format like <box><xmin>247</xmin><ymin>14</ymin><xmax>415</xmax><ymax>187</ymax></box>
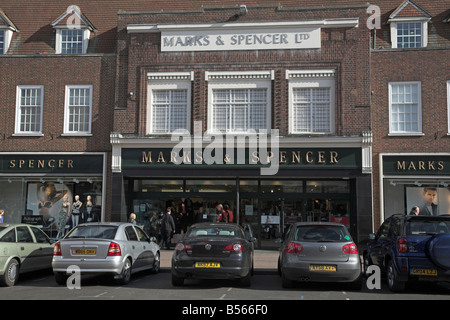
<box><xmin>317</xmin><ymin>151</ymin><xmax>325</xmax><ymax>164</ymax></box>
<box><xmin>9</xmin><ymin>160</ymin><xmax>15</xmax><ymax>168</ymax></box>
<box><xmin>182</xmin><ymin>151</ymin><xmax>191</xmax><ymax>164</ymax></box>
<box><xmin>330</xmin><ymin>151</ymin><xmax>339</xmax><ymax>164</ymax></box>
<box><xmin>418</xmin><ymin>161</ymin><xmax>425</xmax><ymax>170</ymax></box>
<box><xmin>397</xmin><ymin>161</ymin><xmax>406</xmax><ymax>170</ymax></box>
<box><xmin>19</xmin><ymin>160</ymin><xmax>25</xmax><ymax>168</ymax></box>
<box><xmin>67</xmin><ymin>160</ymin><xmax>74</xmax><ymax>168</ymax></box>
<box><xmin>291</xmin><ymin>151</ymin><xmax>301</xmax><ymax>164</ymax></box>
<box><xmin>266</xmin><ymin>151</ymin><xmax>274</xmax><ymax>164</ymax></box>
<box><xmin>48</xmin><ymin>160</ymin><xmax>55</xmax><ymax>168</ymax></box>
<box><xmin>251</xmin><ymin>151</ymin><xmax>259</xmax><ymax>164</ymax></box>
<box><xmin>438</xmin><ymin>161</ymin><xmax>444</xmax><ymax>171</ymax></box>
<box><xmin>428</xmin><ymin>161</ymin><xmax>435</xmax><ymax>170</ymax></box>
<box><xmin>280</xmin><ymin>151</ymin><xmax>287</xmax><ymax>164</ymax></box>
<box><xmin>38</xmin><ymin>160</ymin><xmax>45</xmax><ymax>168</ymax></box>
<box><xmin>141</xmin><ymin>151</ymin><xmax>152</xmax><ymax>163</ymax></box>
<box><xmin>157</xmin><ymin>152</ymin><xmax>165</xmax><ymax>163</ymax></box>
<box><xmin>195</xmin><ymin>151</ymin><xmax>203</xmax><ymax>164</ymax></box>
<box><xmin>58</xmin><ymin>160</ymin><xmax>64</xmax><ymax>168</ymax></box>
<box><xmin>28</xmin><ymin>160</ymin><xmax>34</xmax><ymax>168</ymax></box>
<box><xmin>170</xmin><ymin>151</ymin><xmax>178</xmax><ymax>164</ymax></box>
<box><xmin>306</xmin><ymin>151</ymin><xmax>314</xmax><ymax>164</ymax></box>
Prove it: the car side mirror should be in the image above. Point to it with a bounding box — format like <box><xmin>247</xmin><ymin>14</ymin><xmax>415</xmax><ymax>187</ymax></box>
<box><xmin>150</xmin><ymin>236</ymin><xmax>156</xmax><ymax>243</ymax></box>
<box><xmin>249</xmin><ymin>237</ymin><xmax>256</xmax><ymax>243</ymax></box>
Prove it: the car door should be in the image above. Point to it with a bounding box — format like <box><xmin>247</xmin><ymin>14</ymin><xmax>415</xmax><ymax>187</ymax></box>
<box><xmin>29</xmin><ymin>226</ymin><xmax>54</xmax><ymax>269</ymax></box>
<box><xmin>16</xmin><ymin>226</ymin><xmax>42</xmax><ymax>272</ymax></box>
<box><xmin>134</xmin><ymin>226</ymin><xmax>154</xmax><ymax>269</ymax></box>
<box><xmin>369</xmin><ymin>219</ymin><xmax>391</xmax><ymax>267</ymax></box>
<box><xmin>124</xmin><ymin>226</ymin><xmax>144</xmax><ymax>270</ymax></box>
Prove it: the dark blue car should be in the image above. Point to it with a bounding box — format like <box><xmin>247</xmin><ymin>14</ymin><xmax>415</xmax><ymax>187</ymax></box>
<box><xmin>363</xmin><ymin>214</ymin><xmax>450</xmax><ymax>292</ymax></box>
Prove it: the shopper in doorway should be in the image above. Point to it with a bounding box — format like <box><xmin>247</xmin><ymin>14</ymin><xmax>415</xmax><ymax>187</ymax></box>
<box><xmin>223</xmin><ymin>204</ymin><xmax>234</xmax><ymax>223</ymax></box>
<box><xmin>161</xmin><ymin>207</ymin><xmax>176</xmax><ymax>249</ymax></box>
<box><xmin>217</xmin><ymin>204</ymin><xmax>228</xmax><ymax>223</ymax></box>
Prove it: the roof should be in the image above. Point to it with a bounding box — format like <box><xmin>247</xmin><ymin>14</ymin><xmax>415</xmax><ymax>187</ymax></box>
<box><xmin>0</xmin><ymin>0</ymin><xmax>448</xmax><ymax>54</ymax></box>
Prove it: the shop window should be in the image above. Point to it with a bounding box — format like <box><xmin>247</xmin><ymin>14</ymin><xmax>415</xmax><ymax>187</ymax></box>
<box><xmin>186</xmin><ymin>179</ymin><xmax>236</xmax><ymax>193</ymax></box>
<box><xmin>133</xmin><ymin>179</ymin><xmax>183</xmax><ymax>193</ymax></box>
<box><xmin>239</xmin><ymin>180</ymin><xmax>258</xmax><ymax>193</ymax></box>
<box><xmin>261</xmin><ymin>180</ymin><xmax>303</xmax><ymax>193</ymax></box>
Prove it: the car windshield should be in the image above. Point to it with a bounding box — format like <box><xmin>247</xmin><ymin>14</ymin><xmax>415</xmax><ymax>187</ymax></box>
<box><xmin>406</xmin><ymin>219</ymin><xmax>450</xmax><ymax>236</ymax></box>
<box><xmin>294</xmin><ymin>225</ymin><xmax>351</xmax><ymax>242</ymax></box>
<box><xmin>66</xmin><ymin>225</ymin><xmax>118</xmax><ymax>240</ymax></box>
<box><xmin>187</xmin><ymin>227</ymin><xmax>239</xmax><ymax>238</ymax></box>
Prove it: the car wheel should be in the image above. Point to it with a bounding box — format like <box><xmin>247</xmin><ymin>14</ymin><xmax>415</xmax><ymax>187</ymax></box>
<box><xmin>116</xmin><ymin>258</ymin><xmax>132</xmax><ymax>285</ymax></box>
<box><xmin>0</xmin><ymin>259</ymin><xmax>19</xmax><ymax>287</ymax></box>
<box><xmin>172</xmin><ymin>273</ymin><xmax>185</xmax><ymax>286</ymax></box>
<box><xmin>387</xmin><ymin>260</ymin><xmax>405</xmax><ymax>292</ymax></box>
<box><xmin>150</xmin><ymin>252</ymin><xmax>160</xmax><ymax>274</ymax></box>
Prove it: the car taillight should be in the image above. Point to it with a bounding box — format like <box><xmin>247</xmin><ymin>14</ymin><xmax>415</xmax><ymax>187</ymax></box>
<box><xmin>342</xmin><ymin>243</ymin><xmax>359</xmax><ymax>254</ymax></box>
<box><xmin>224</xmin><ymin>243</ymin><xmax>243</xmax><ymax>253</ymax></box>
<box><xmin>53</xmin><ymin>242</ymin><xmax>61</xmax><ymax>256</ymax></box>
<box><xmin>285</xmin><ymin>242</ymin><xmax>303</xmax><ymax>253</ymax></box>
<box><xmin>398</xmin><ymin>237</ymin><xmax>407</xmax><ymax>253</ymax></box>
<box><xmin>175</xmin><ymin>242</ymin><xmax>192</xmax><ymax>252</ymax></box>
<box><xmin>107</xmin><ymin>242</ymin><xmax>121</xmax><ymax>256</ymax></box>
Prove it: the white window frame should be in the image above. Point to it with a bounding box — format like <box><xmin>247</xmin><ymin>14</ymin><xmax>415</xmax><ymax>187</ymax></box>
<box><xmin>390</xmin><ymin>19</ymin><xmax>429</xmax><ymax>49</ymax></box>
<box><xmin>54</xmin><ymin>28</ymin><xmax>90</xmax><ymax>54</ymax></box>
<box><xmin>14</xmin><ymin>85</ymin><xmax>44</xmax><ymax>136</ymax></box>
<box><xmin>287</xmin><ymin>70</ymin><xmax>336</xmax><ymax>135</ymax></box>
<box><xmin>388</xmin><ymin>81</ymin><xmax>422</xmax><ymax>136</ymax></box>
<box><xmin>63</xmin><ymin>85</ymin><xmax>93</xmax><ymax>135</ymax></box>
<box><xmin>206</xmin><ymin>71</ymin><xmax>273</xmax><ymax>134</ymax></box>
<box><xmin>147</xmin><ymin>72</ymin><xmax>193</xmax><ymax>135</ymax></box>
<box><xmin>0</xmin><ymin>28</ymin><xmax>14</xmax><ymax>54</ymax></box>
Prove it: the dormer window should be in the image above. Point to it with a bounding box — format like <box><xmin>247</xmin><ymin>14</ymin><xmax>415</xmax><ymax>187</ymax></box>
<box><xmin>52</xmin><ymin>5</ymin><xmax>96</xmax><ymax>54</ymax></box>
<box><xmin>0</xmin><ymin>9</ymin><xmax>18</xmax><ymax>54</ymax></box>
<box><xmin>388</xmin><ymin>0</ymin><xmax>431</xmax><ymax>49</ymax></box>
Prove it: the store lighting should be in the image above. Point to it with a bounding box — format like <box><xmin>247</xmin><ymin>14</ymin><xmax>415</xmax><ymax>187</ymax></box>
<box><xmin>415</xmin><ymin>181</ymin><xmax>422</xmax><ymax>187</ymax></box>
<box><xmin>441</xmin><ymin>181</ymin><xmax>449</xmax><ymax>187</ymax></box>
<box><xmin>390</xmin><ymin>180</ymin><xmax>396</xmax><ymax>187</ymax></box>
<box><xmin>7</xmin><ymin>179</ymin><xmax>12</xmax><ymax>183</ymax></box>
<box><xmin>87</xmin><ymin>178</ymin><xmax>93</xmax><ymax>184</ymax></box>
<box><xmin>40</xmin><ymin>178</ymin><xmax>46</xmax><ymax>183</ymax></box>
<box><xmin>73</xmin><ymin>178</ymin><xmax>79</xmax><ymax>184</ymax></box>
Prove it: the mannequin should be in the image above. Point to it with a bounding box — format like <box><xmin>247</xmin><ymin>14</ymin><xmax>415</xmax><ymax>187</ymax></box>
<box><xmin>72</xmin><ymin>195</ymin><xmax>82</xmax><ymax>227</ymax></box>
<box><xmin>57</xmin><ymin>194</ymin><xmax>70</xmax><ymax>238</ymax></box>
<box><xmin>86</xmin><ymin>195</ymin><xmax>93</xmax><ymax>222</ymax></box>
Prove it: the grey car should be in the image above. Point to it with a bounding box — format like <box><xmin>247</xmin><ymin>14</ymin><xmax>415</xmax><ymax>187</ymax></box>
<box><xmin>171</xmin><ymin>223</ymin><xmax>255</xmax><ymax>287</ymax></box>
<box><xmin>52</xmin><ymin>222</ymin><xmax>160</xmax><ymax>285</ymax></box>
<box><xmin>0</xmin><ymin>223</ymin><xmax>55</xmax><ymax>286</ymax></box>
<box><xmin>278</xmin><ymin>222</ymin><xmax>362</xmax><ymax>289</ymax></box>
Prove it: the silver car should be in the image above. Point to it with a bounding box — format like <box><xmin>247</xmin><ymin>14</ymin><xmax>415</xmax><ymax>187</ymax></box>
<box><xmin>52</xmin><ymin>222</ymin><xmax>160</xmax><ymax>285</ymax></box>
<box><xmin>278</xmin><ymin>222</ymin><xmax>362</xmax><ymax>289</ymax></box>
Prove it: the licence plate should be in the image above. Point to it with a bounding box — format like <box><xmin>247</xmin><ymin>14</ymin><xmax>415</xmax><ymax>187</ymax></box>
<box><xmin>72</xmin><ymin>248</ymin><xmax>96</xmax><ymax>255</ymax></box>
<box><xmin>411</xmin><ymin>268</ymin><xmax>437</xmax><ymax>276</ymax></box>
<box><xmin>195</xmin><ymin>262</ymin><xmax>220</xmax><ymax>268</ymax></box>
<box><xmin>310</xmin><ymin>264</ymin><xmax>337</xmax><ymax>272</ymax></box>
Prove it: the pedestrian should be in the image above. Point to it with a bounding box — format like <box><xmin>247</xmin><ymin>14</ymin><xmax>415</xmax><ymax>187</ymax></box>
<box><xmin>128</xmin><ymin>212</ymin><xmax>137</xmax><ymax>224</ymax></box>
<box><xmin>408</xmin><ymin>206</ymin><xmax>420</xmax><ymax>215</ymax></box>
<box><xmin>223</xmin><ymin>204</ymin><xmax>234</xmax><ymax>223</ymax></box>
<box><xmin>217</xmin><ymin>204</ymin><xmax>228</xmax><ymax>223</ymax></box>
<box><xmin>0</xmin><ymin>210</ymin><xmax>4</xmax><ymax>223</ymax></box>
<box><xmin>161</xmin><ymin>207</ymin><xmax>176</xmax><ymax>249</ymax></box>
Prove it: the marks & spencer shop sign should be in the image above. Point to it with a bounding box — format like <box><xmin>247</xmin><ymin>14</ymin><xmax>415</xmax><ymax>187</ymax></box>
<box><xmin>127</xmin><ymin>20</ymin><xmax>359</xmax><ymax>52</ymax></box>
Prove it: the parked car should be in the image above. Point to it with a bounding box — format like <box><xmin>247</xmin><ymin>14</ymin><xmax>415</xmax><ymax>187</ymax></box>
<box><xmin>52</xmin><ymin>222</ymin><xmax>160</xmax><ymax>285</ymax></box>
<box><xmin>278</xmin><ymin>222</ymin><xmax>362</xmax><ymax>289</ymax></box>
<box><xmin>363</xmin><ymin>214</ymin><xmax>450</xmax><ymax>292</ymax></box>
<box><xmin>0</xmin><ymin>223</ymin><xmax>55</xmax><ymax>286</ymax></box>
<box><xmin>171</xmin><ymin>222</ymin><xmax>255</xmax><ymax>287</ymax></box>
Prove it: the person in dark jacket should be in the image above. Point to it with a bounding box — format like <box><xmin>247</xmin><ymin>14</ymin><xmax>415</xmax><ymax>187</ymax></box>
<box><xmin>161</xmin><ymin>207</ymin><xmax>176</xmax><ymax>249</ymax></box>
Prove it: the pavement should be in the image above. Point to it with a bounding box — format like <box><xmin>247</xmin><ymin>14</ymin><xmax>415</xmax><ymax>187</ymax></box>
<box><xmin>160</xmin><ymin>249</ymin><xmax>279</xmax><ymax>274</ymax></box>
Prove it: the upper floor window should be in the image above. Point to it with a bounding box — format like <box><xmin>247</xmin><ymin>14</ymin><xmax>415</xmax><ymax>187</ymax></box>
<box><xmin>206</xmin><ymin>71</ymin><xmax>272</xmax><ymax>133</ymax></box>
<box><xmin>147</xmin><ymin>72</ymin><xmax>193</xmax><ymax>134</ymax></box>
<box><xmin>287</xmin><ymin>70</ymin><xmax>336</xmax><ymax>134</ymax></box>
<box><xmin>389</xmin><ymin>82</ymin><xmax>422</xmax><ymax>135</ymax></box>
<box><xmin>15</xmin><ymin>86</ymin><xmax>44</xmax><ymax>135</ymax></box>
<box><xmin>0</xmin><ymin>31</ymin><xmax>4</xmax><ymax>54</ymax></box>
<box><xmin>64</xmin><ymin>85</ymin><xmax>92</xmax><ymax>134</ymax></box>
<box><xmin>0</xmin><ymin>10</ymin><xmax>19</xmax><ymax>54</ymax></box>
<box><xmin>52</xmin><ymin>6</ymin><xmax>95</xmax><ymax>54</ymax></box>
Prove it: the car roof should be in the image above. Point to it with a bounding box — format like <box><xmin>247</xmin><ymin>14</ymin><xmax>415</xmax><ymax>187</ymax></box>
<box><xmin>289</xmin><ymin>222</ymin><xmax>348</xmax><ymax>227</ymax></box>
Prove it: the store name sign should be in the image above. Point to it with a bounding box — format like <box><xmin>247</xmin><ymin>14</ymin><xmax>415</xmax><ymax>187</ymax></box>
<box><xmin>161</xmin><ymin>26</ymin><xmax>321</xmax><ymax>52</ymax></box>
<box><xmin>383</xmin><ymin>155</ymin><xmax>450</xmax><ymax>176</ymax></box>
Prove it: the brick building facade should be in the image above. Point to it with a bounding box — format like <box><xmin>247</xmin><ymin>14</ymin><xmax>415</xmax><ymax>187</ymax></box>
<box><xmin>0</xmin><ymin>0</ymin><xmax>448</xmax><ymax>246</ymax></box>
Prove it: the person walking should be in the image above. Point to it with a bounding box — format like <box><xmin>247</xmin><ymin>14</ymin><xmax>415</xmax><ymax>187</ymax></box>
<box><xmin>161</xmin><ymin>207</ymin><xmax>176</xmax><ymax>249</ymax></box>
